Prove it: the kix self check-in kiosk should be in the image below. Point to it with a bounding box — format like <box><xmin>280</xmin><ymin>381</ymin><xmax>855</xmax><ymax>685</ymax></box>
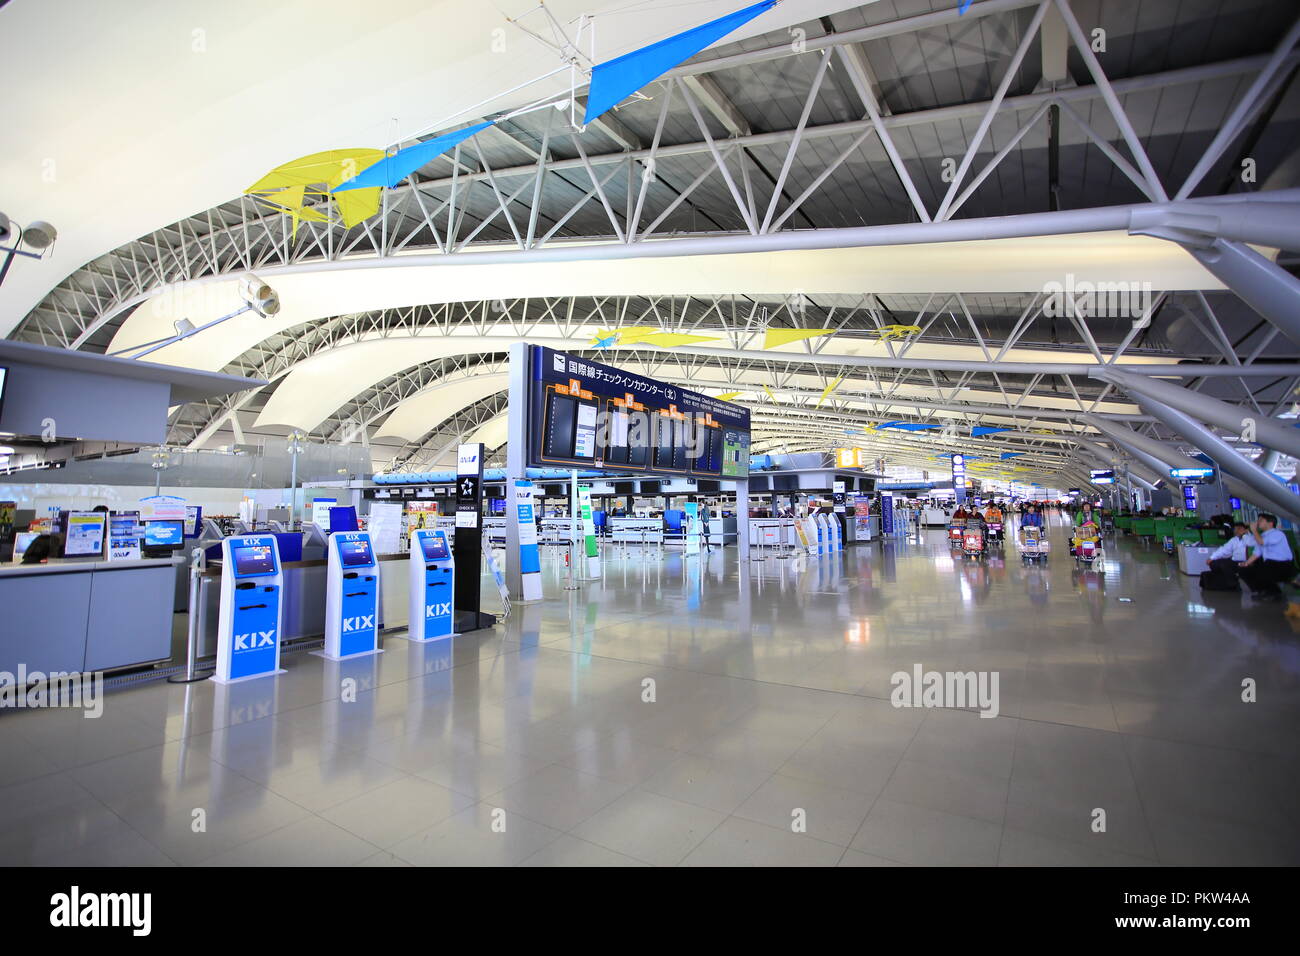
<box><xmin>324</xmin><ymin>530</ymin><xmax>381</xmax><ymax>660</ymax></box>
<box><xmin>408</xmin><ymin>528</ymin><xmax>456</xmax><ymax>642</ymax></box>
<box><xmin>214</xmin><ymin>535</ymin><xmax>286</xmax><ymax>683</ymax></box>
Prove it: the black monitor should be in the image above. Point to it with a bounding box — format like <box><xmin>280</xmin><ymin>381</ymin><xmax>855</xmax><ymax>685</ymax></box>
<box><xmin>640</xmin><ymin>480</ymin><xmax>662</xmax><ymax>495</ymax></box>
<box><xmin>772</xmin><ymin>474</ymin><xmax>799</xmax><ymax>491</ymax></box>
<box><xmin>697</xmin><ymin>479</ymin><xmax>721</xmax><ymax>493</ymax></box>
<box><xmin>612</xmin><ymin>481</ymin><xmax>636</xmax><ymax>495</ymax></box>
<box><xmin>747</xmin><ymin>475</ymin><xmax>770</xmax><ymax>492</ymax></box>
<box><xmin>143</xmin><ymin>520</ymin><xmax>184</xmax><ymax>551</ymax></box>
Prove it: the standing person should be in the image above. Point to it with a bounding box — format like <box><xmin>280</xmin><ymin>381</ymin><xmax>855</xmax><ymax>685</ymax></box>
<box><xmin>699</xmin><ymin>500</ymin><xmax>713</xmax><ymax>552</ymax></box>
<box><xmin>1238</xmin><ymin>514</ymin><xmax>1295</xmax><ymax>600</ymax></box>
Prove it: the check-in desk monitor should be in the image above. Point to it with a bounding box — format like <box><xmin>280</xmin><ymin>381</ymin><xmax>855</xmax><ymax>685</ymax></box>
<box><xmin>214</xmin><ymin>535</ymin><xmax>285</xmax><ymax>683</ymax></box>
<box><xmin>408</xmin><ymin>528</ymin><xmax>455</xmax><ymax>642</ymax></box>
<box><xmin>325</xmin><ymin>531</ymin><xmax>381</xmax><ymax>659</ymax></box>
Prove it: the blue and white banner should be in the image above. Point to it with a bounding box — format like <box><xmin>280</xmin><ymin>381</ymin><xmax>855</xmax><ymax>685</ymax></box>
<box><xmin>512</xmin><ymin>480</ymin><xmax>543</xmax><ymax>601</ymax></box>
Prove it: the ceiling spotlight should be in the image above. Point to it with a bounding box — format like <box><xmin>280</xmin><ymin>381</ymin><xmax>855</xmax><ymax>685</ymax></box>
<box><xmin>239</xmin><ymin>274</ymin><xmax>281</xmax><ymax>317</ymax></box>
<box><xmin>23</xmin><ymin>221</ymin><xmax>57</xmax><ymax>250</ymax></box>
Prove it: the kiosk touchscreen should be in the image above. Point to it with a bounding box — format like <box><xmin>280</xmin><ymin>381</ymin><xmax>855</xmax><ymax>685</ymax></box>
<box><xmin>324</xmin><ymin>531</ymin><xmax>381</xmax><ymax>659</ymax></box>
<box><xmin>213</xmin><ymin>535</ymin><xmax>285</xmax><ymax>683</ymax></box>
<box><xmin>822</xmin><ymin>513</ymin><xmax>842</xmax><ymax>552</ymax></box>
<box><xmin>408</xmin><ymin>528</ymin><xmax>455</xmax><ymax>642</ymax></box>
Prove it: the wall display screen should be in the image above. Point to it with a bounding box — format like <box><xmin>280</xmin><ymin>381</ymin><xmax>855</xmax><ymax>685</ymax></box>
<box><xmin>420</xmin><ymin>533</ymin><xmax>451</xmax><ymax>562</ymax></box>
<box><xmin>529</xmin><ymin>346</ymin><xmax>750</xmax><ymax>478</ymax></box>
<box><xmin>184</xmin><ymin>505</ymin><xmax>202</xmax><ymax>537</ymax></box>
<box><xmin>64</xmin><ymin>512</ymin><xmax>107</xmax><ymax>557</ymax></box>
<box><xmin>542</xmin><ymin>391</ymin><xmax>579</xmax><ymax>460</ymax></box>
<box><xmin>573</xmin><ymin>401</ymin><xmax>598</xmax><ymax>459</ymax></box>
<box><xmin>338</xmin><ymin>537</ymin><xmax>374</xmax><ymax>567</ymax></box>
<box><xmin>721</xmin><ymin>429</ymin><xmax>750</xmax><ymax>478</ymax></box>
<box><xmin>772</xmin><ymin>474</ymin><xmax>799</xmax><ymax>491</ymax></box>
<box><xmin>1170</xmin><ymin>466</ymin><xmax>1215</xmax><ymax>482</ymax></box>
<box><xmin>232</xmin><ymin>544</ymin><xmax>276</xmax><ymax>577</ymax></box>
<box><xmin>144</xmin><ymin>520</ymin><xmax>184</xmax><ymax>549</ymax></box>
<box><xmin>693</xmin><ymin>425</ymin><xmax>723</xmax><ymax>475</ymax></box>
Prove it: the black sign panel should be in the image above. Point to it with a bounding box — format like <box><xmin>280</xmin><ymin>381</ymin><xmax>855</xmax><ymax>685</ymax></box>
<box><xmin>528</xmin><ymin>345</ymin><xmax>751</xmax><ymax>478</ymax></box>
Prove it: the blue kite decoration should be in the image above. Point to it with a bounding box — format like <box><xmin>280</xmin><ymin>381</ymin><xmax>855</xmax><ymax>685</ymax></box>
<box><xmin>584</xmin><ymin>1</ymin><xmax>778</xmax><ymax>125</ymax></box>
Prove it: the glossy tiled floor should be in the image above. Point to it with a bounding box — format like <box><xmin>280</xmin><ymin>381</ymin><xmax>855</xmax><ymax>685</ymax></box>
<box><xmin>2</xmin><ymin>516</ymin><xmax>1298</xmax><ymax>866</ymax></box>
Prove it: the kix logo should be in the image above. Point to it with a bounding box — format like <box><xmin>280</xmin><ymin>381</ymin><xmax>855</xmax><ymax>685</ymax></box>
<box><xmin>427</xmin><ymin>602</ymin><xmax>452</xmax><ymax>618</ymax></box>
<box><xmin>343</xmin><ymin>615</ymin><xmax>375</xmax><ymax>632</ymax></box>
<box><xmin>234</xmin><ymin>630</ymin><xmax>275</xmax><ymax>651</ymax></box>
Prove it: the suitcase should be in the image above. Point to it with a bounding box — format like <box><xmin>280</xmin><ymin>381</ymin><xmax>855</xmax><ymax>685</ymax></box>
<box><xmin>1199</xmin><ymin>567</ymin><xmax>1240</xmax><ymax>591</ymax></box>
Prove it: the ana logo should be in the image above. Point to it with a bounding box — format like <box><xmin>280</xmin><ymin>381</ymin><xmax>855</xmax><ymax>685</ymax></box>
<box><xmin>342</xmin><ymin>615</ymin><xmax>375</xmax><ymax>632</ymax></box>
<box><xmin>233</xmin><ymin>630</ymin><xmax>275</xmax><ymax>651</ymax></box>
<box><xmin>427</xmin><ymin>602</ymin><xmax>452</xmax><ymax>618</ymax></box>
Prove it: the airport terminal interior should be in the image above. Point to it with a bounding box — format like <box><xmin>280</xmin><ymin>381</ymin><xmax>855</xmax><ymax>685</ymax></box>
<box><xmin>2</xmin><ymin>0</ymin><xmax>1300</xmax><ymax>869</ymax></box>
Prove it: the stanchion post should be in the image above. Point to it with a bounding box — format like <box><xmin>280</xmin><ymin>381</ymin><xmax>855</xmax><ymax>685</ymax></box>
<box><xmin>169</xmin><ymin>547</ymin><xmax>210</xmax><ymax>684</ymax></box>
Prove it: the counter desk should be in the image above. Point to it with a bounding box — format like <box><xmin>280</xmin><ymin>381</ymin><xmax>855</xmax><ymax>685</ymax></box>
<box><xmin>0</xmin><ymin>557</ymin><xmax>181</xmax><ymax>675</ymax></box>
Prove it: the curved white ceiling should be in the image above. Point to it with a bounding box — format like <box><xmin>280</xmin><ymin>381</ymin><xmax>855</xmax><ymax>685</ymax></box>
<box><xmin>1</xmin><ymin>0</ymin><xmax>858</xmax><ymax>336</ymax></box>
<box><xmin>372</xmin><ymin>373</ymin><xmax>508</xmax><ymax>440</ymax></box>
<box><xmin>106</xmin><ymin>231</ymin><xmax>1222</xmax><ymax>372</ymax></box>
<box><xmin>260</xmin><ymin>332</ymin><xmax>1142</xmax><ymax>434</ymax></box>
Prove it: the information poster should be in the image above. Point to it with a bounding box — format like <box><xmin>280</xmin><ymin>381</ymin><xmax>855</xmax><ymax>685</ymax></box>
<box><xmin>578</xmin><ymin>486</ymin><xmax>601</xmax><ymax>578</ymax></box>
<box><xmin>368</xmin><ymin>502</ymin><xmax>404</xmax><ymax>555</ymax></box>
<box><xmin>311</xmin><ymin>497</ymin><xmax>337</xmax><ymax>530</ymax></box>
<box><xmin>64</xmin><ymin>512</ymin><xmax>107</xmax><ymax>557</ymax></box>
<box><xmin>512</xmin><ymin>480</ymin><xmax>543</xmax><ymax>601</ymax></box>
<box><xmin>683</xmin><ymin>501</ymin><xmax>700</xmax><ymax>556</ymax></box>
<box><xmin>854</xmin><ymin>495</ymin><xmax>873</xmax><ymax>541</ymax></box>
<box><xmin>108</xmin><ymin>513</ymin><xmax>142</xmax><ymax>561</ymax></box>
<box><xmin>138</xmin><ymin>495</ymin><xmax>187</xmax><ymax>521</ymax></box>
<box><xmin>880</xmin><ymin>493</ymin><xmax>895</xmax><ymax>535</ymax></box>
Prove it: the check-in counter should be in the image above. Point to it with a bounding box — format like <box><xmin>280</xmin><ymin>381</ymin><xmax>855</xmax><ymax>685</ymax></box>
<box><xmin>195</xmin><ymin>552</ymin><xmax>415</xmax><ymax>658</ymax></box>
<box><xmin>0</xmin><ymin>557</ymin><xmax>180</xmax><ymax>675</ymax></box>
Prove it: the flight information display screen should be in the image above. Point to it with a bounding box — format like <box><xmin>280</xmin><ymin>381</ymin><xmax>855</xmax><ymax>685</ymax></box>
<box><xmin>232</xmin><ymin>544</ymin><xmax>276</xmax><ymax>577</ymax></box>
<box><xmin>419</xmin><ymin>533</ymin><xmax>450</xmax><ymax>562</ymax></box>
<box><xmin>338</xmin><ymin>537</ymin><xmax>374</xmax><ymax>568</ymax></box>
<box><xmin>530</xmin><ymin>347</ymin><xmax>749</xmax><ymax>478</ymax></box>
<box><xmin>542</xmin><ymin>392</ymin><xmax>578</xmax><ymax>460</ymax></box>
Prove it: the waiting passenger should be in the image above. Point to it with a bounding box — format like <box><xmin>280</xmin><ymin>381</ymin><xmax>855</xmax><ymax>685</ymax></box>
<box><xmin>1238</xmin><ymin>514</ymin><xmax>1295</xmax><ymax>600</ymax></box>
<box><xmin>1203</xmin><ymin>522</ymin><xmax>1251</xmax><ymax>590</ymax></box>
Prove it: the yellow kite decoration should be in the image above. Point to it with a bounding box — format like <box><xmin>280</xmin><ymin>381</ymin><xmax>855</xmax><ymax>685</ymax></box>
<box><xmin>816</xmin><ymin>374</ymin><xmax>845</xmax><ymax>407</ymax></box>
<box><xmin>246</xmin><ymin>149</ymin><xmax>386</xmax><ymax>236</ymax></box>
<box><xmin>873</xmin><ymin>325</ymin><xmax>923</xmax><ymax>340</ymax></box>
<box><xmin>762</xmin><ymin>328</ymin><xmax>836</xmax><ymax>350</ymax></box>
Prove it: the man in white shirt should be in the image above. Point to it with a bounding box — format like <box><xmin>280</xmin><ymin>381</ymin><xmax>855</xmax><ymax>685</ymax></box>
<box><xmin>1205</xmin><ymin>522</ymin><xmax>1250</xmax><ymax>586</ymax></box>
<box><xmin>1239</xmin><ymin>514</ymin><xmax>1295</xmax><ymax>600</ymax></box>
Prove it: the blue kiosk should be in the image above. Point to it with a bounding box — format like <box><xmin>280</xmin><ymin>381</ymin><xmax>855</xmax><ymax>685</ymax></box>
<box><xmin>407</xmin><ymin>528</ymin><xmax>456</xmax><ymax>642</ymax></box>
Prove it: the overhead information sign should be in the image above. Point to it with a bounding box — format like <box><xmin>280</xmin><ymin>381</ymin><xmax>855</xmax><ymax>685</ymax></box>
<box><xmin>528</xmin><ymin>346</ymin><xmax>751</xmax><ymax>479</ymax></box>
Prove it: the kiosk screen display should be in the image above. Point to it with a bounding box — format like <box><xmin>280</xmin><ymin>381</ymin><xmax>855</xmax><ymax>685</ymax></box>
<box><xmin>232</xmin><ymin>544</ymin><xmax>276</xmax><ymax>576</ymax></box>
<box><xmin>144</xmin><ymin>520</ymin><xmax>184</xmax><ymax>549</ymax></box>
<box><xmin>338</xmin><ymin>537</ymin><xmax>375</xmax><ymax>567</ymax></box>
<box><xmin>420</xmin><ymin>534</ymin><xmax>451</xmax><ymax>561</ymax></box>
<box><xmin>64</xmin><ymin>512</ymin><xmax>107</xmax><ymax>557</ymax></box>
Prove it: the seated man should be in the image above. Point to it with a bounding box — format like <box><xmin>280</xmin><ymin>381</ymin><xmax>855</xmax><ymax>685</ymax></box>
<box><xmin>1203</xmin><ymin>521</ymin><xmax>1251</xmax><ymax>589</ymax></box>
<box><xmin>1238</xmin><ymin>514</ymin><xmax>1295</xmax><ymax>600</ymax></box>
